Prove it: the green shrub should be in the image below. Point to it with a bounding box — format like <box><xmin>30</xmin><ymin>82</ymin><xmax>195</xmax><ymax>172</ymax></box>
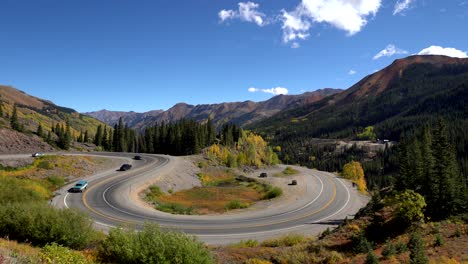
<box><xmin>283</xmin><ymin>166</ymin><xmax>298</xmax><ymax>175</ymax></box>
<box><xmin>245</xmin><ymin>259</ymin><xmax>272</xmax><ymax>264</ymax></box>
<box><xmin>0</xmin><ymin>176</ymin><xmax>49</xmax><ymax>204</ymax></box>
<box><xmin>46</xmin><ymin>176</ymin><xmax>65</xmax><ymax>189</ymax></box>
<box><xmin>37</xmin><ymin>160</ymin><xmax>54</xmax><ymax>170</ymax></box>
<box><xmin>39</xmin><ymin>243</ymin><xmax>90</xmax><ymax>264</ymax></box>
<box><xmin>409</xmin><ymin>232</ymin><xmax>428</xmax><ymax>264</ymax></box>
<box><xmin>320</xmin><ymin>227</ymin><xmax>332</xmax><ymax>238</ymax></box>
<box><xmin>352</xmin><ymin>233</ymin><xmax>374</xmax><ymax>253</ymax></box>
<box><xmin>394</xmin><ymin>239</ymin><xmax>407</xmax><ymax>253</ymax></box>
<box><xmin>382</xmin><ymin>240</ymin><xmax>396</xmax><ymax>258</ymax></box>
<box><xmin>263</xmin><ymin>187</ymin><xmax>283</xmax><ymax>199</ymax></box>
<box><xmin>434</xmin><ymin>233</ymin><xmax>444</xmax><ymax>246</ymax></box>
<box><xmin>225</xmin><ymin>200</ymin><xmax>249</xmax><ymax>210</ymax></box>
<box><xmin>0</xmin><ymin>202</ymin><xmax>98</xmax><ymax>249</ymax></box>
<box><xmin>98</xmin><ymin>223</ymin><xmax>212</xmax><ymax>264</ymax></box>
<box><xmin>365</xmin><ymin>250</ymin><xmax>380</xmax><ymax>264</ymax></box>
<box><xmin>156</xmin><ymin>202</ymin><xmax>193</xmax><ymax>215</ymax></box>
<box><xmin>230</xmin><ymin>239</ymin><xmax>259</xmax><ymax>248</ymax></box>
<box><xmin>147</xmin><ymin>185</ymin><xmax>164</xmax><ymax>200</ymax></box>
<box><xmin>261</xmin><ymin>234</ymin><xmax>305</xmax><ymax>247</ymax></box>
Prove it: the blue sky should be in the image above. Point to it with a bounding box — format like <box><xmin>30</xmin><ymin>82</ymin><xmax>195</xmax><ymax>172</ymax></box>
<box><xmin>1</xmin><ymin>0</ymin><xmax>467</xmax><ymax>112</ymax></box>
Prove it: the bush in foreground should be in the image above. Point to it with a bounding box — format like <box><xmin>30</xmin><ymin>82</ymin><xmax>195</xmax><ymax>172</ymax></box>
<box><xmin>0</xmin><ymin>202</ymin><xmax>97</xmax><ymax>249</ymax></box>
<box><xmin>39</xmin><ymin>243</ymin><xmax>91</xmax><ymax>264</ymax></box>
<box><xmin>98</xmin><ymin>223</ymin><xmax>212</xmax><ymax>264</ymax></box>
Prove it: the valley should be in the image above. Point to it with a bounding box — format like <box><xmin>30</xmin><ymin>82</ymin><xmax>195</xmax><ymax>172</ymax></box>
<box><xmin>0</xmin><ymin>55</ymin><xmax>467</xmax><ymax>263</ymax></box>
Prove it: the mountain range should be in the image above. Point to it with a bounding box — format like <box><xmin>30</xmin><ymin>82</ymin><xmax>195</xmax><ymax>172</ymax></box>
<box><xmin>1</xmin><ymin>54</ymin><xmax>466</xmax><ymax>154</ymax></box>
<box><xmin>251</xmin><ymin>55</ymin><xmax>468</xmax><ymax>140</ymax></box>
<box><xmin>84</xmin><ymin>88</ymin><xmax>341</xmax><ymax>129</ymax></box>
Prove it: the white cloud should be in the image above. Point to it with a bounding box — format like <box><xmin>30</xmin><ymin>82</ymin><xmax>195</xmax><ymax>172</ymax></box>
<box><xmin>248</xmin><ymin>87</ymin><xmax>289</xmax><ymax>95</ymax></box>
<box><xmin>393</xmin><ymin>0</ymin><xmax>414</xmax><ymax>15</ymax></box>
<box><xmin>218</xmin><ymin>2</ymin><xmax>266</xmax><ymax>26</ymax></box>
<box><xmin>291</xmin><ymin>42</ymin><xmax>301</xmax><ymax>48</ymax></box>
<box><xmin>220</xmin><ymin>0</ymin><xmax>383</xmax><ymax>45</ymax></box>
<box><xmin>373</xmin><ymin>44</ymin><xmax>408</xmax><ymax>60</ymax></box>
<box><xmin>281</xmin><ymin>8</ymin><xmax>311</xmax><ymax>43</ymax></box>
<box><xmin>279</xmin><ymin>0</ymin><xmax>382</xmax><ymax>44</ymax></box>
<box><xmin>417</xmin><ymin>45</ymin><xmax>468</xmax><ymax>58</ymax></box>
<box><xmin>219</xmin><ymin>9</ymin><xmax>236</xmax><ymax>21</ymax></box>
<box><xmin>349</xmin><ymin>69</ymin><xmax>357</xmax><ymax>75</ymax></box>
<box><xmin>300</xmin><ymin>0</ymin><xmax>381</xmax><ymax>35</ymax></box>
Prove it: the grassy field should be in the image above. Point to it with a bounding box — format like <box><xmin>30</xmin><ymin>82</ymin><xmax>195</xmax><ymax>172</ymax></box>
<box><xmin>0</xmin><ymin>155</ymin><xmax>111</xmax><ymax>199</ymax></box>
<box><xmin>146</xmin><ymin>168</ymin><xmax>280</xmax><ymax>214</ymax></box>
<box><xmin>0</xmin><ymin>155</ymin><xmax>109</xmax><ymax>180</ymax></box>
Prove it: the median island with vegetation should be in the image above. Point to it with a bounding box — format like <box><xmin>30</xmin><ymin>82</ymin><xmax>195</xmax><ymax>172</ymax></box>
<box><xmin>144</xmin><ymin>130</ymin><xmax>283</xmax><ymax>215</ymax></box>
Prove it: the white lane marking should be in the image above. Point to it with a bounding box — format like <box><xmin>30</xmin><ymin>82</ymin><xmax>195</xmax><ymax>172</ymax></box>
<box><xmin>64</xmin><ymin>193</ymin><xmax>69</xmax><ymax>208</ymax></box>
<box><xmin>95</xmin><ymin>221</ymin><xmax>116</xmax><ymax>228</ymax></box>
<box><xmin>199</xmin><ymin>175</ymin><xmax>352</xmax><ymax>238</ymax></box>
<box><xmin>99</xmin><ymin>164</ymin><xmax>325</xmax><ymax>222</ymax></box>
<box><xmin>310</xmin><ymin>176</ymin><xmax>351</xmax><ymax>224</ymax></box>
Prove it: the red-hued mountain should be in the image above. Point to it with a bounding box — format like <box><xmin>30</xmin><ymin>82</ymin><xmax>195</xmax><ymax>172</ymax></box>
<box><xmin>84</xmin><ymin>88</ymin><xmax>342</xmax><ymax>129</ymax></box>
<box><xmin>252</xmin><ymin>55</ymin><xmax>468</xmax><ymax>140</ymax></box>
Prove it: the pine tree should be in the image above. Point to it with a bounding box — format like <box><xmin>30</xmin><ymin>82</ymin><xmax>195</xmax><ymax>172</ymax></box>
<box><xmin>102</xmin><ymin>126</ymin><xmax>108</xmax><ymax>149</ymax></box>
<box><xmin>409</xmin><ymin>232</ymin><xmax>428</xmax><ymax>264</ymax></box>
<box><xmin>36</xmin><ymin>123</ymin><xmax>44</xmax><ymax>137</ymax></box>
<box><xmin>431</xmin><ymin>119</ymin><xmax>460</xmax><ymax>219</ymax></box>
<box><xmin>46</xmin><ymin>131</ymin><xmax>52</xmax><ymax>143</ymax></box>
<box><xmin>0</xmin><ymin>96</ymin><xmax>3</xmax><ymax>117</ymax></box>
<box><xmin>84</xmin><ymin>130</ymin><xmax>89</xmax><ymax>143</ymax></box>
<box><xmin>10</xmin><ymin>104</ymin><xmax>21</xmax><ymax>131</ymax></box>
<box><xmin>78</xmin><ymin>130</ymin><xmax>84</xmax><ymax>143</ymax></box>
<box><xmin>94</xmin><ymin>125</ymin><xmax>103</xmax><ymax>146</ymax></box>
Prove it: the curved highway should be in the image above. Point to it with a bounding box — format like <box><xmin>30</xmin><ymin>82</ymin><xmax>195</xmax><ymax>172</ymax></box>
<box><xmin>45</xmin><ymin>152</ymin><xmax>368</xmax><ymax>245</ymax></box>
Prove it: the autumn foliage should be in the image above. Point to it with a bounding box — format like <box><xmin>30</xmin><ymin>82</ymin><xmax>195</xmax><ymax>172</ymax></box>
<box><xmin>206</xmin><ymin>131</ymin><xmax>279</xmax><ymax>168</ymax></box>
<box><xmin>342</xmin><ymin>161</ymin><xmax>367</xmax><ymax>193</ymax></box>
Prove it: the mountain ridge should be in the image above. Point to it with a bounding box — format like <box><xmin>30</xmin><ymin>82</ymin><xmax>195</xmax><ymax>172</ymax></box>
<box><xmin>84</xmin><ymin>88</ymin><xmax>342</xmax><ymax>129</ymax></box>
<box><xmin>250</xmin><ymin>55</ymin><xmax>468</xmax><ymax>140</ymax></box>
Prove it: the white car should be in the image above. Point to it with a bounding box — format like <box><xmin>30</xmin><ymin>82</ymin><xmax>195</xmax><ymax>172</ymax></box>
<box><xmin>72</xmin><ymin>180</ymin><xmax>88</xmax><ymax>192</ymax></box>
<box><xmin>32</xmin><ymin>152</ymin><xmax>44</xmax><ymax>157</ymax></box>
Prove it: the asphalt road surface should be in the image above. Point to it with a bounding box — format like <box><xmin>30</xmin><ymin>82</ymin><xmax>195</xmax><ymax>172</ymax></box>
<box><xmin>11</xmin><ymin>152</ymin><xmax>368</xmax><ymax>245</ymax></box>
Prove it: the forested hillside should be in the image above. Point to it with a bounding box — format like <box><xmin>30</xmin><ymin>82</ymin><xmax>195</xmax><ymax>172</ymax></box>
<box><xmin>0</xmin><ymin>85</ymin><xmax>108</xmax><ymax>150</ymax></box>
<box><xmin>250</xmin><ymin>55</ymin><xmax>468</xmax><ymax>190</ymax></box>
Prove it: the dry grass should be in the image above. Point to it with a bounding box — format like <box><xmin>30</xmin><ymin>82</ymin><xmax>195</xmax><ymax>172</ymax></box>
<box><xmin>0</xmin><ymin>238</ymin><xmax>40</xmax><ymax>263</ymax></box>
<box><xmin>0</xmin><ymin>155</ymin><xmax>110</xmax><ymax>180</ymax></box>
<box><xmin>157</xmin><ymin>185</ymin><xmax>262</xmax><ymax>214</ymax></box>
<box><xmin>147</xmin><ymin>167</ymin><xmax>272</xmax><ymax>214</ymax></box>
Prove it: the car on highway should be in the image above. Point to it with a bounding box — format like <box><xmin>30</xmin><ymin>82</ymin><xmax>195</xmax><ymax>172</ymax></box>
<box><xmin>119</xmin><ymin>164</ymin><xmax>132</xmax><ymax>171</ymax></box>
<box><xmin>32</xmin><ymin>152</ymin><xmax>44</xmax><ymax>157</ymax></box>
<box><xmin>134</xmin><ymin>155</ymin><xmax>142</xmax><ymax>160</ymax></box>
<box><xmin>72</xmin><ymin>180</ymin><xmax>88</xmax><ymax>192</ymax></box>
<box><xmin>259</xmin><ymin>172</ymin><xmax>268</xmax><ymax>178</ymax></box>
<box><xmin>291</xmin><ymin>180</ymin><xmax>298</xmax><ymax>185</ymax></box>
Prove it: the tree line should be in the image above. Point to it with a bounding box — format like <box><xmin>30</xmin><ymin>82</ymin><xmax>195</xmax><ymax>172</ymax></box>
<box><xmin>89</xmin><ymin>117</ymin><xmax>224</xmax><ymax>156</ymax></box>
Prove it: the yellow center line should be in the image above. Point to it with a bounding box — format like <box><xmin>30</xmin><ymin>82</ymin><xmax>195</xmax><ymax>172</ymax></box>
<box><xmin>82</xmin><ymin>159</ymin><xmax>338</xmax><ymax>231</ymax></box>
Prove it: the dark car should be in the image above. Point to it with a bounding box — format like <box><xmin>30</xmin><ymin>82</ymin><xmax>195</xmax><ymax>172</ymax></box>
<box><xmin>134</xmin><ymin>155</ymin><xmax>142</xmax><ymax>160</ymax></box>
<box><xmin>259</xmin><ymin>172</ymin><xmax>268</xmax><ymax>178</ymax></box>
<box><xmin>119</xmin><ymin>164</ymin><xmax>132</xmax><ymax>171</ymax></box>
<box><xmin>291</xmin><ymin>180</ymin><xmax>298</xmax><ymax>185</ymax></box>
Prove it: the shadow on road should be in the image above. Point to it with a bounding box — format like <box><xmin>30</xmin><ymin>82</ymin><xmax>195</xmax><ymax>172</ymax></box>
<box><xmin>307</xmin><ymin>219</ymin><xmax>344</xmax><ymax>225</ymax></box>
